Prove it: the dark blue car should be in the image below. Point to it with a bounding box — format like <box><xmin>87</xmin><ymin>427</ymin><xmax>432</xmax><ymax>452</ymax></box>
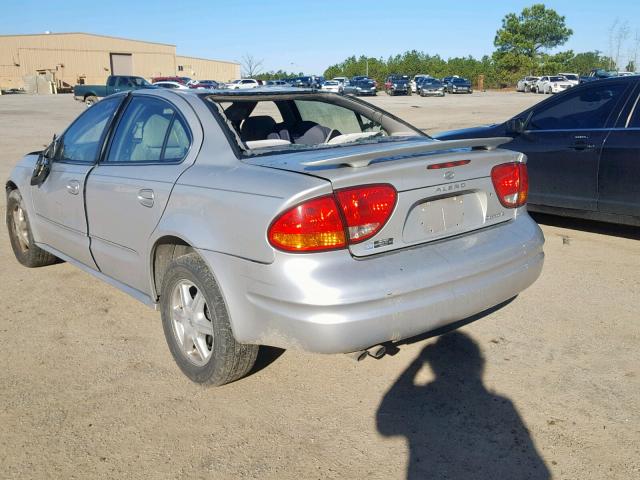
<box><xmin>436</xmin><ymin>76</ymin><xmax>640</xmax><ymax>226</ymax></box>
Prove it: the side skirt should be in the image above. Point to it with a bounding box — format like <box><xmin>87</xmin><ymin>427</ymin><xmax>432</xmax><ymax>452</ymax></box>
<box><xmin>35</xmin><ymin>242</ymin><xmax>158</xmax><ymax>310</ymax></box>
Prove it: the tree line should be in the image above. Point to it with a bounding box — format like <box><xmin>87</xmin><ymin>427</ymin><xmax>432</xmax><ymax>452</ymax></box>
<box><xmin>322</xmin><ymin>50</ymin><xmax>612</xmax><ymax>89</ymax></box>
<box><xmin>248</xmin><ymin>4</ymin><xmax>633</xmax><ymax>89</ymax></box>
<box><xmin>323</xmin><ymin>4</ymin><xmax>616</xmax><ymax>88</ymax></box>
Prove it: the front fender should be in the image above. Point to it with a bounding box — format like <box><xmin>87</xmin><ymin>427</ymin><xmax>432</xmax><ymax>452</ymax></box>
<box><xmin>6</xmin><ymin>156</ymin><xmax>39</xmax><ymax>233</ymax></box>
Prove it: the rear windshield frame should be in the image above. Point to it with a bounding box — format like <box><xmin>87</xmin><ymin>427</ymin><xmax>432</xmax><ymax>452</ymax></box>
<box><xmin>199</xmin><ymin>91</ymin><xmax>428</xmax><ymax>159</ymax></box>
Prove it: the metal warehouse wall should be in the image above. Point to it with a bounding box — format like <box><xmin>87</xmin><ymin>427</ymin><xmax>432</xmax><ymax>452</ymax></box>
<box><xmin>0</xmin><ymin>33</ymin><xmax>240</xmax><ymax>90</ymax></box>
<box><xmin>175</xmin><ymin>55</ymin><xmax>240</xmax><ymax>83</ymax></box>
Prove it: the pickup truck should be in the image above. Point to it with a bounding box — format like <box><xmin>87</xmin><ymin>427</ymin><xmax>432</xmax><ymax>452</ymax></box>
<box><xmin>73</xmin><ymin>75</ymin><xmax>154</xmax><ymax>106</ymax></box>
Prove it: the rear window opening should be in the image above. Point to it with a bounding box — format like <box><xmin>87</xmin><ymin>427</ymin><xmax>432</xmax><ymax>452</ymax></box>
<box><xmin>202</xmin><ymin>93</ymin><xmax>426</xmax><ymax>156</ymax></box>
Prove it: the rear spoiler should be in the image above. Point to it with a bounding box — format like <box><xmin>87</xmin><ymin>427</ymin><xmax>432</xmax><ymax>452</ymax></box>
<box><xmin>301</xmin><ymin>137</ymin><xmax>512</xmax><ymax>168</ymax></box>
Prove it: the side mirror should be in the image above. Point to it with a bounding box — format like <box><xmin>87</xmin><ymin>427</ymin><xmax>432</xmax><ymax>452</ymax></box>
<box><xmin>30</xmin><ymin>135</ymin><xmax>56</xmax><ymax>186</ymax></box>
<box><xmin>505</xmin><ymin>117</ymin><xmax>527</xmax><ymax>135</ymax></box>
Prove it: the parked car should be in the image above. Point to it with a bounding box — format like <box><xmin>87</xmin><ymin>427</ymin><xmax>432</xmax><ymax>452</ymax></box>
<box><xmin>516</xmin><ymin>76</ymin><xmax>540</xmax><ymax>92</ymax></box>
<box><xmin>6</xmin><ymin>87</ymin><xmax>544</xmax><ymax>385</ymax></box>
<box><xmin>332</xmin><ymin>77</ymin><xmax>349</xmax><ymax>85</ymax></box>
<box><xmin>189</xmin><ymin>80</ymin><xmax>219</xmax><ymax>89</ymax></box>
<box><xmin>436</xmin><ymin>76</ymin><xmax>640</xmax><ymax>226</ymax></box>
<box><xmin>558</xmin><ymin>73</ymin><xmax>579</xmax><ymax>87</ymax></box>
<box><xmin>226</xmin><ymin>79</ymin><xmax>261</xmax><ymax>89</ymax></box>
<box><xmin>320</xmin><ymin>80</ymin><xmax>343</xmax><ymax>93</ymax></box>
<box><xmin>410</xmin><ymin>74</ymin><xmax>431</xmax><ymax>94</ymax></box>
<box><xmin>419</xmin><ymin>79</ymin><xmax>445</xmax><ymax>97</ymax></box>
<box><xmin>152</xmin><ymin>76</ymin><xmax>192</xmax><ymax>85</ymax></box>
<box><xmin>445</xmin><ymin>77</ymin><xmax>473</xmax><ymax>94</ymax></box>
<box><xmin>73</xmin><ymin>75</ymin><xmax>153</xmax><ymax>106</ymax></box>
<box><xmin>385</xmin><ymin>75</ymin><xmax>410</xmax><ymax>96</ymax></box>
<box><xmin>579</xmin><ymin>69</ymin><xmax>619</xmax><ymax>84</ymax></box>
<box><xmin>343</xmin><ymin>79</ymin><xmax>376</xmax><ymax>96</ymax></box>
<box><xmin>535</xmin><ymin>75</ymin><xmax>572</xmax><ymax>94</ymax></box>
<box><xmin>290</xmin><ymin>76</ymin><xmax>316</xmax><ymax>88</ymax></box>
<box><xmin>153</xmin><ymin>81</ymin><xmax>190</xmax><ymax>90</ymax></box>
<box><xmin>264</xmin><ymin>80</ymin><xmax>291</xmax><ymax>87</ymax></box>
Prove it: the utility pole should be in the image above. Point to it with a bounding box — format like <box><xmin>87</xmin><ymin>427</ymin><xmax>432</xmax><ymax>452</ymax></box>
<box><xmin>366</xmin><ymin>58</ymin><xmax>369</xmax><ymax>77</ymax></box>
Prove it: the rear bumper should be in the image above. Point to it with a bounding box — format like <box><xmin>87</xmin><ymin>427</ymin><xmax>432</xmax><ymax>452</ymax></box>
<box><xmin>199</xmin><ymin>213</ymin><xmax>544</xmax><ymax>353</ymax></box>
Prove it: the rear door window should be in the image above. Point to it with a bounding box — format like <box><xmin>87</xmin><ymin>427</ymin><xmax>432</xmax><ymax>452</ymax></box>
<box><xmin>105</xmin><ymin>97</ymin><xmax>191</xmax><ymax>163</ymax></box>
<box><xmin>528</xmin><ymin>83</ymin><xmax>628</xmax><ymax>130</ymax></box>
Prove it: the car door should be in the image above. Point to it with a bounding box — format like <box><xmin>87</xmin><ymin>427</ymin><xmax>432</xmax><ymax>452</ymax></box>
<box><xmin>598</xmin><ymin>83</ymin><xmax>640</xmax><ymax>217</ymax></box>
<box><xmin>85</xmin><ymin>92</ymin><xmax>201</xmax><ymax>295</ymax></box>
<box><xmin>509</xmin><ymin>80</ymin><xmax>631</xmax><ymax>211</ymax></box>
<box><xmin>30</xmin><ymin>95</ymin><xmax>124</xmax><ymax>268</ymax></box>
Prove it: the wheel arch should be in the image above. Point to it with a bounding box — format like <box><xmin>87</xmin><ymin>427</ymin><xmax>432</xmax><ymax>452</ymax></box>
<box><xmin>150</xmin><ymin>235</ymin><xmax>196</xmax><ymax>300</ymax></box>
<box><xmin>5</xmin><ymin>180</ymin><xmax>18</xmax><ymax>196</ymax></box>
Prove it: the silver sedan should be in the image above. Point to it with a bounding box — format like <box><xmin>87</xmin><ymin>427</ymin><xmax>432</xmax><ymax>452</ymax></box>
<box><xmin>6</xmin><ymin>88</ymin><xmax>544</xmax><ymax>385</ymax></box>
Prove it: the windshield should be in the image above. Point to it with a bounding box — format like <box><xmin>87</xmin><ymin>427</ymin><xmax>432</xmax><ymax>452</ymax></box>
<box><xmin>324</xmin><ymin>81</ymin><xmax>338</xmax><ymax>85</ymax></box>
<box><xmin>452</xmin><ymin>78</ymin><xmax>469</xmax><ymax>84</ymax></box>
<box><xmin>550</xmin><ymin>76</ymin><xmax>564</xmax><ymax>82</ymax></box>
<box><xmin>563</xmin><ymin>74</ymin><xmax>578</xmax><ymax>80</ymax></box>
<box><xmin>203</xmin><ymin>93</ymin><xmax>425</xmax><ymax>156</ymax></box>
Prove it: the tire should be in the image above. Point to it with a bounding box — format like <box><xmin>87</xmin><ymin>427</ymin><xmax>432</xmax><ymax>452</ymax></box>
<box><xmin>84</xmin><ymin>95</ymin><xmax>98</xmax><ymax>107</ymax></box>
<box><xmin>6</xmin><ymin>189</ymin><xmax>59</xmax><ymax>268</ymax></box>
<box><xmin>160</xmin><ymin>253</ymin><xmax>258</xmax><ymax>385</ymax></box>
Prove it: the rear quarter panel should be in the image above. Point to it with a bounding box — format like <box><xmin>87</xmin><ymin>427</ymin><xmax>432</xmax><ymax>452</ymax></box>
<box><xmin>149</xmin><ymin>93</ymin><xmax>331</xmax><ymax>267</ymax></box>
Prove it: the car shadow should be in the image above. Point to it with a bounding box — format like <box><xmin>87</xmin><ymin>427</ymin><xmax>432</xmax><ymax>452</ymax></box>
<box><xmin>246</xmin><ymin>345</ymin><xmax>286</xmax><ymax>377</ymax></box>
<box><xmin>376</xmin><ymin>331</ymin><xmax>550</xmax><ymax>480</ymax></box>
<box><xmin>389</xmin><ymin>298</ymin><xmax>516</xmax><ymax>353</ymax></box>
<box><xmin>530</xmin><ymin>212</ymin><xmax>640</xmax><ymax>240</ymax></box>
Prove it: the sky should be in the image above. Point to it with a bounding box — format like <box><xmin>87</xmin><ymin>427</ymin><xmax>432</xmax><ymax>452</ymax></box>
<box><xmin>2</xmin><ymin>0</ymin><xmax>639</xmax><ymax>74</ymax></box>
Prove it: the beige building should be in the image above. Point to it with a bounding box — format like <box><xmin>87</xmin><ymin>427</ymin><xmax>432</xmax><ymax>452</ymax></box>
<box><xmin>0</xmin><ymin>32</ymin><xmax>240</xmax><ymax>91</ymax></box>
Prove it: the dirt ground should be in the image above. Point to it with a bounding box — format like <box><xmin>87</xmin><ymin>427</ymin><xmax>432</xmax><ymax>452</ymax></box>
<box><xmin>0</xmin><ymin>92</ymin><xmax>638</xmax><ymax>480</ymax></box>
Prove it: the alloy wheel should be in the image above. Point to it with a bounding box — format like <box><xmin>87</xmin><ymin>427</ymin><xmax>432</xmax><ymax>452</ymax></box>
<box><xmin>170</xmin><ymin>280</ymin><xmax>214</xmax><ymax>366</ymax></box>
<box><xmin>11</xmin><ymin>204</ymin><xmax>30</xmax><ymax>252</ymax></box>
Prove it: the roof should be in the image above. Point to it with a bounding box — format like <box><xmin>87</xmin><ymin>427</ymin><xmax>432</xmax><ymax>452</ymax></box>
<box><xmin>0</xmin><ymin>31</ymin><xmax>175</xmax><ymax>47</ymax></box>
<box><xmin>0</xmin><ymin>32</ymin><xmax>240</xmax><ymax>65</ymax></box>
<box><xmin>175</xmin><ymin>54</ymin><xmax>240</xmax><ymax>66</ymax></box>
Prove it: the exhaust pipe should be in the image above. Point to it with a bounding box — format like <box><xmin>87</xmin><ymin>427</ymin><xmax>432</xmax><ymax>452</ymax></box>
<box><xmin>347</xmin><ymin>350</ymin><xmax>368</xmax><ymax>362</ymax></box>
<box><xmin>346</xmin><ymin>344</ymin><xmax>388</xmax><ymax>362</ymax></box>
<box><xmin>367</xmin><ymin>344</ymin><xmax>386</xmax><ymax>359</ymax></box>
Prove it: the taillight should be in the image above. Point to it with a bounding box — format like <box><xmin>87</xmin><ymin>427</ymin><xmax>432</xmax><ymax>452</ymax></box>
<box><xmin>268</xmin><ymin>195</ymin><xmax>346</xmax><ymax>252</ymax></box>
<box><xmin>268</xmin><ymin>184</ymin><xmax>397</xmax><ymax>252</ymax></box>
<box><xmin>491</xmin><ymin>162</ymin><xmax>528</xmax><ymax>208</ymax></box>
<box><xmin>335</xmin><ymin>184</ymin><xmax>397</xmax><ymax>243</ymax></box>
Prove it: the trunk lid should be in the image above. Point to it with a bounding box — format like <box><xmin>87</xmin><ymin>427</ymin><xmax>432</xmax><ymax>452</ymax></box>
<box><xmin>245</xmin><ymin>138</ymin><xmax>524</xmax><ymax>257</ymax></box>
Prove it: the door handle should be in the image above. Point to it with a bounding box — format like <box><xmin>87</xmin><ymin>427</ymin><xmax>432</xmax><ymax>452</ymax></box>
<box><xmin>570</xmin><ymin>136</ymin><xmax>595</xmax><ymax>151</ymax></box>
<box><xmin>66</xmin><ymin>180</ymin><xmax>80</xmax><ymax>195</ymax></box>
<box><xmin>137</xmin><ymin>189</ymin><xmax>154</xmax><ymax>207</ymax></box>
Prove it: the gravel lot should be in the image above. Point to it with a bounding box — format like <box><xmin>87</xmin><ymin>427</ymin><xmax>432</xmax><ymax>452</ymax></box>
<box><xmin>1</xmin><ymin>92</ymin><xmax>638</xmax><ymax>479</ymax></box>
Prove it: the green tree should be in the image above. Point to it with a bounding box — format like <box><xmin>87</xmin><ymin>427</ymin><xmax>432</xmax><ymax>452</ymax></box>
<box><xmin>494</xmin><ymin>4</ymin><xmax>573</xmax><ymax>58</ymax></box>
<box><xmin>493</xmin><ymin>4</ymin><xmax>573</xmax><ymax>83</ymax></box>
<box><xmin>567</xmin><ymin>51</ymin><xmax>612</xmax><ymax>75</ymax></box>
